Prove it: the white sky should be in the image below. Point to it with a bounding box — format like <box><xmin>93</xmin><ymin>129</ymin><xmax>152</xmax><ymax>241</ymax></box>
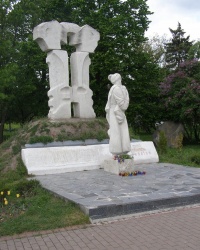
<box><xmin>145</xmin><ymin>0</ymin><xmax>200</xmax><ymax>42</ymax></box>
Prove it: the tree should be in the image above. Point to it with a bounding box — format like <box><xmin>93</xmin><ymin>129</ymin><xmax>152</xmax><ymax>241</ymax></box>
<box><xmin>141</xmin><ymin>34</ymin><xmax>168</xmax><ymax>67</ymax></box>
<box><xmin>188</xmin><ymin>41</ymin><xmax>200</xmax><ymax>59</ymax></box>
<box><xmin>165</xmin><ymin>22</ymin><xmax>193</xmax><ymax>70</ymax></box>
<box><xmin>159</xmin><ymin>59</ymin><xmax>200</xmax><ymax>142</ymax></box>
<box><xmin>69</xmin><ymin>0</ymin><xmax>164</xmax><ymax>132</ymax></box>
<box><xmin>0</xmin><ymin>0</ymin><xmax>72</xmax><ymax>142</ymax></box>
<box><xmin>0</xmin><ymin>0</ymin><xmax>19</xmax><ymax>143</ymax></box>
<box><xmin>69</xmin><ymin>0</ymin><xmax>151</xmax><ymax>111</ymax></box>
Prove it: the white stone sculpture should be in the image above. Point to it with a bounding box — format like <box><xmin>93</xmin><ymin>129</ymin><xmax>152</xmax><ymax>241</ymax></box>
<box><xmin>60</xmin><ymin>22</ymin><xmax>81</xmax><ymax>43</ymax></box>
<box><xmin>70</xmin><ymin>52</ymin><xmax>96</xmax><ymax>118</ymax></box>
<box><xmin>69</xmin><ymin>25</ymin><xmax>100</xmax><ymax>52</ymax></box>
<box><xmin>33</xmin><ymin>20</ymin><xmax>63</xmax><ymax>52</ymax></box>
<box><xmin>46</xmin><ymin>50</ymin><xmax>71</xmax><ymax>119</ymax></box>
<box><xmin>33</xmin><ymin>21</ymin><xmax>100</xmax><ymax>120</ymax></box>
<box><xmin>105</xmin><ymin>73</ymin><xmax>131</xmax><ymax>155</ymax></box>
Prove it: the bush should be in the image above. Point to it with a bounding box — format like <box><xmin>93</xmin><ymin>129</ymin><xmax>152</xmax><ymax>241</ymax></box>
<box><xmin>29</xmin><ymin>135</ymin><xmax>54</xmax><ymax>144</ymax></box>
<box><xmin>191</xmin><ymin>155</ymin><xmax>200</xmax><ymax>165</ymax></box>
<box><xmin>157</xmin><ymin>131</ymin><xmax>167</xmax><ymax>153</ymax></box>
<box><xmin>171</xmin><ymin>133</ymin><xmax>183</xmax><ymax>150</ymax></box>
<box><xmin>14</xmin><ymin>179</ymin><xmax>41</xmax><ymax>197</ymax></box>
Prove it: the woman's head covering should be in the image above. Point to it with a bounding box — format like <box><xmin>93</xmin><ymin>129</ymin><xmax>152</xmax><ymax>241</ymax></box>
<box><xmin>108</xmin><ymin>73</ymin><xmax>121</xmax><ymax>84</ymax></box>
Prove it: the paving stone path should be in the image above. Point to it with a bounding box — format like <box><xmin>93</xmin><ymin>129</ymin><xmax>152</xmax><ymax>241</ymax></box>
<box><xmin>33</xmin><ymin>163</ymin><xmax>200</xmax><ymax>220</ymax></box>
<box><xmin>1</xmin><ymin>204</ymin><xmax>200</xmax><ymax>250</ymax></box>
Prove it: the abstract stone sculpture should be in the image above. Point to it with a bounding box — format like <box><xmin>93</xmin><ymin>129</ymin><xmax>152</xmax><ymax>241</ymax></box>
<box><xmin>46</xmin><ymin>50</ymin><xmax>71</xmax><ymax>119</ymax></box>
<box><xmin>105</xmin><ymin>73</ymin><xmax>131</xmax><ymax>155</ymax></box>
<box><xmin>33</xmin><ymin>21</ymin><xmax>100</xmax><ymax>120</ymax></box>
<box><xmin>33</xmin><ymin>20</ymin><xmax>63</xmax><ymax>51</ymax></box>
<box><xmin>70</xmin><ymin>52</ymin><xmax>96</xmax><ymax>118</ymax></box>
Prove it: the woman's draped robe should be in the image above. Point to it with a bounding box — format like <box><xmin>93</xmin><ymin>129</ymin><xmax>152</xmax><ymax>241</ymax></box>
<box><xmin>105</xmin><ymin>84</ymin><xmax>131</xmax><ymax>155</ymax></box>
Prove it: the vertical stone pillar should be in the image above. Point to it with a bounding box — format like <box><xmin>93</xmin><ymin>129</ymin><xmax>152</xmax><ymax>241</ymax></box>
<box><xmin>47</xmin><ymin>50</ymin><xmax>71</xmax><ymax>119</ymax></box>
<box><xmin>33</xmin><ymin>20</ymin><xmax>72</xmax><ymax>119</ymax></box>
<box><xmin>69</xmin><ymin>25</ymin><xmax>100</xmax><ymax>118</ymax></box>
<box><xmin>70</xmin><ymin>52</ymin><xmax>95</xmax><ymax>118</ymax></box>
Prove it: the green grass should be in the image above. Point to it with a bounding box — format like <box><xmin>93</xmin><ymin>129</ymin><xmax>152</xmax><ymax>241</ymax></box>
<box><xmin>0</xmin><ymin>159</ymin><xmax>89</xmax><ymax>236</ymax></box>
<box><xmin>29</xmin><ymin>135</ymin><xmax>54</xmax><ymax>144</ymax></box>
<box><xmin>0</xmin><ymin>189</ymin><xmax>89</xmax><ymax>236</ymax></box>
<box><xmin>3</xmin><ymin>123</ymin><xmax>21</xmax><ymax>141</ymax></box>
<box><xmin>159</xmin><ymin>145</ymin><xmax>200</xmax><ymax>168</ymax></box>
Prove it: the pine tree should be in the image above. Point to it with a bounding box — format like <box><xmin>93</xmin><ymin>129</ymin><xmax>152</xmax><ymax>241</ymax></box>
<box><xmin>165</xmin><ymin>22</ymin><xmax>193</xmax><ymax>70</ymax></box>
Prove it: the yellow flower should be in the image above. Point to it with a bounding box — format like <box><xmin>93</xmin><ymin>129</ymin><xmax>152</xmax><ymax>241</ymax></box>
<box><xmin>16</xmin><ymin>194</ymin><xmax>20</xmax><ymax>198</ymax></box>
<box><xmin>4</xmin><ymin>200</ymin><xmax>8</xmax><ymax>205</ymax></box>
<box><xmin>4</xmin><ymin>198</ymin><xmax>7</xmax><ymax>201</ymax></box>
<box><xmin>7</xmin><ymin>191</ymin><xmax>11</xmax><ymax>195</ymax></box>
<box><xmin>0</xmin><ymin>191</ymin><xmax>3</xmax><ymax>195</ymax></box>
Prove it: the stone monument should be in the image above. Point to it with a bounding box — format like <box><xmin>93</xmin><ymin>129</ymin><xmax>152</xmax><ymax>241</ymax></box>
<box><xmin>153</xmin><ymin>121</ymin><xmax>184</xmax><ymax>148</ymax></box>
<box><xmin>33</xmin><ymin>21</ymin><xmax>100</xmax><ymax>120</ymax></box>
<box><xmin>104</xmin><ymin>73</ymin><xmax>134</xmax><ymax>174</ymax></box>
<box><xmin>22</xmin><ymin>26</ymin><xmax>159</xmax><ymax>176</ymax></box>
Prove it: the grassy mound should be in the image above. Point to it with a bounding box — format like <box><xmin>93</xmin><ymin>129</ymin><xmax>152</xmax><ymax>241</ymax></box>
<box><xmin>0</xmin><ymin>117</ymin><xmax>109</xmax><ymax>173</ymax></box>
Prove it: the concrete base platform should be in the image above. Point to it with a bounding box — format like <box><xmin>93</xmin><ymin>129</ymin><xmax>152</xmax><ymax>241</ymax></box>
<box><xmin>33</xmin><ymin>163</ymin><xmax>200</xmax><ymax>221</ymax></box>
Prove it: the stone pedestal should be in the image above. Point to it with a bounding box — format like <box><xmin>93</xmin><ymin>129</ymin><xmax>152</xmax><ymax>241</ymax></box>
<box><xmin>103</xmin><ymin>159</ymin><xmax>135</xmax><ymax>175</ymax></box>
<box><xmin>21</xmin><ymin>141</ymin><xmax>158</xmax><ymax>176</ymax></box>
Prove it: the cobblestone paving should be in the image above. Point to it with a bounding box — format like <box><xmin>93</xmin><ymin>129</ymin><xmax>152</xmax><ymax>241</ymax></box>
<box><xmin>1</xmin><ymin>205</ymin><xmax>200</xmax><ymax>250</ymax></box>
<box><xmin>33</xmin><ymin>163</ymin><xmax>200</xmax><ymax>220</ymax></box>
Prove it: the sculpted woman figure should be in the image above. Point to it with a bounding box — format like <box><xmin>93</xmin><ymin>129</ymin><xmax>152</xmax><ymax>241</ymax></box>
<box><xmin>105</xmin><ymin>73</ymin><xmax>131</xmax><ymax>155</ymax></box>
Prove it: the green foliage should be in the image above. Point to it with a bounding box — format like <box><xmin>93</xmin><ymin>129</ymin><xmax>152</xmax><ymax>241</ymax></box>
<box><xmin>165</xmin><ymin>22</ymin><xmax>193</xmax><ymax>70</ymax></box>
<box><xmin>188</xmin><ymin>41</ymin><xmax>200</xmax><ymax>60</ymax></box>
<box><xmin>120</xmin><ymin>154</ymin><xmax>133</xmax><ymax>160</ymax></box>
<box><xmin>13</xmin><ymin>179</ymin><xmax>41</xmax><ymax>197</ymax></box>
<box><xmin>29</xmin><ymin>135</ymin><xmax>54</xmax><ymax>144</ymax></box>
<box><xmin>157</xmin><ymin>131</ymin><xmax>167</xmax><ymax>154</ymax></box>
<box><xmin>28</xmin><ymin>123</ymin><xmax>40</xmax><ymax>136</ymax></box>
<box><xmin>56</xmin><ymin>130</ymin><xmax>108</xmax><ymax>142</ymax></box>
<box><xmin>141</xmin><ymin>34</ymin><xmax>168</xmax><ymax>66</ymax></box>
<box><xmin>191</xmin><ymin>155</ymin><xmax>200</xmax><ymax>165</ymax></box>
<box><xmin>1</xmin><ymin>137</ymin><xmax>12</xmax><ymax>150</ymax></box>
<box><xmin>159</xmin><ymin>145</ymin><xmax>200</xmax><ymax>168</ymax></box>
<box><xmin>12</xmin><ymin>143</ymin><xmax>22</xmax><ymax>155</ymax></box>
<box><xmin>160</xmin><ymin>59</ymin><xmax>200</xmax><ymax>142</ymax></box>
<box><xmin>95</xmin><ymin>130</ymin><xmax>108</xmax><ymax>141</ymax></box>
<box><xmin>170</xmin><ymin>133</ymin><xmax>183</xmax><ymax>150</ymax></box>
<box><xmin>16</xmin><ymin>157</ymin><xmax>28</xmax><ymax>176</ymax></box>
